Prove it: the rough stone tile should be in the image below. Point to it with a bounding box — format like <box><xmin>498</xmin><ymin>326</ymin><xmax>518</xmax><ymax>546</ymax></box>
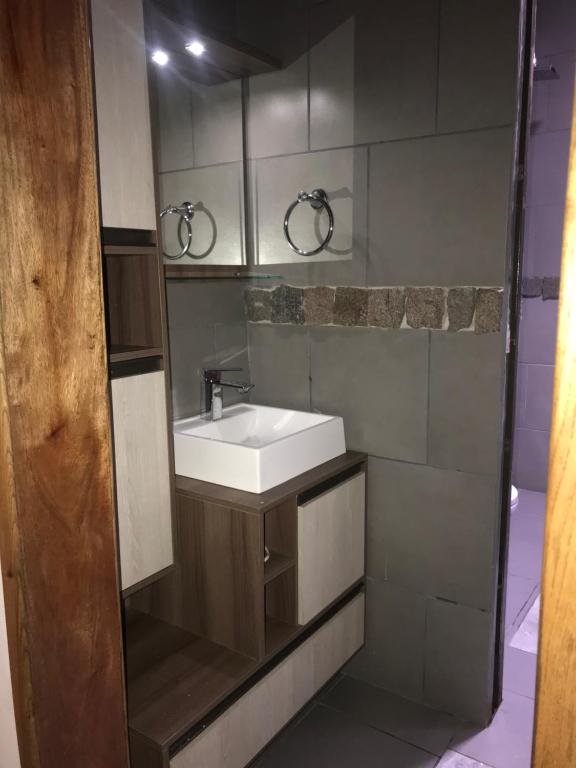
<box><xmin>405</xmin><ymin>287</ymin><xmax>445</xmax><ymax>329</ymax></box>
<box><xmin>245</xmin><ymin>288</ymin><xmax>272</xmax><ymax>322</ymax></box>
<box><xmin>367</xmin><ymin>288</ymin><xmax>406</xmax><ymax>328</ymax></box>
<box><xmin>521</xmin><ymin>276</ymin><xmax>542</xmax><ymax>298</ymax></box>
<box><xmin>474</xmin><ymin>288</ymin><xmax>503</xmax><ymax>333</ymax></box>
<box><xmin>333</xmin><ymin>287</ymin><xmax>368</xmax><ymax>326</ymax></box>
<box><xmin>447</xmin><ymin>287</ymin><xmax>476</xmax><ymax>331</ymax></box>
<box><xmin>271</xmin><ymin>285</ymin><xmax>304</xmax><ymax>324</ymax></box>
<box><xmin>303</xmin><ymin>286</ymin><xmax>335</xmax><ymax>325</ymax></box>
<box><xmin>542</xmin><ymin>276</ymin><xmax>560</xmax><ymax>300</ymax></box>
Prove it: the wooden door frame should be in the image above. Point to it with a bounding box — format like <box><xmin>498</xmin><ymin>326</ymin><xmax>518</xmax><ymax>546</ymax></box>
<box><xmin>0</xmin><ymin>2</ymin><xmax>129</xmax><ymax>766</ymax></box>
<box><xmin>532</xmin><ymin>63</ymin><xmax>576</xmax><ymax>768</ymax></box>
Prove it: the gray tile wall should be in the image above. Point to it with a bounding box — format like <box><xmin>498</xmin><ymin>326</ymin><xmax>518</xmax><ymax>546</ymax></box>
<box><xmin>512</xmin><ymin>0</ymin><xmax>575</xmax><ymax>492</ymax></box>
<box><xmin>166</xmin><ymin>281</ymin><xmax>250</xmax><ymax>419</ymax></box>
<box><xmin>241</xmin><ymin>0</ymin><xmax>520</xmax><ymax>725</ymax></box>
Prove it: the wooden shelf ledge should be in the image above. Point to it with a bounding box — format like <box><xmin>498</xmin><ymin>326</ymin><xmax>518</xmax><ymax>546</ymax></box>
<box><xmin>264</xmin><ymin>552</ymin><xmax>294</xmax><ymax>584</ymax></box>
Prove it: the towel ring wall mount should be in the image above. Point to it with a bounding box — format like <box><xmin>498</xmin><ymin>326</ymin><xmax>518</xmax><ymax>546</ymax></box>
<box><xmin>283</xmin><ymin>189</ymin><xmax>334</xmax><ymax>257</ymax></box>
<box><xmin>160</xmin><ymin>202</ymin><xmax>195</xmax><ymax>260</ymax></box>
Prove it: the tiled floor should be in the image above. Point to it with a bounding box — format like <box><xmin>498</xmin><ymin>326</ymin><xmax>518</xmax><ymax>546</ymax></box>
<box><xmin>253</xmin><ymin>489</ymin><xmax>545</xmax><ymax>768</ymax></box>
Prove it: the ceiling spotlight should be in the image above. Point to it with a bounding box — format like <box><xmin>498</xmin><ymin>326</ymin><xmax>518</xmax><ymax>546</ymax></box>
<box><xmin>151</xmin><ymin>49</ymin><xmax>169</xmax><ymax>66</ymax></box>
<box><xmin>186</xmin><ymin>40</ymin><xmax>205</xmax><ymax>57</ymax></box>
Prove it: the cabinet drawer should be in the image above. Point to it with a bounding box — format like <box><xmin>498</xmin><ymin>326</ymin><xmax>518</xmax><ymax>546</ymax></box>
<box><xmin>297</xmin><ymin>473</ymin><xmax>365</xmax><ymax>625</ymax></box>
<box><xmin>171</xmin><ymin>593</ymin><xmax>364</xmax><ymax>768</ymax></box>
<box><xmin>111</xmin><ymin>371</ymin><xmax>173</xmax><ymax>590</ymax></box>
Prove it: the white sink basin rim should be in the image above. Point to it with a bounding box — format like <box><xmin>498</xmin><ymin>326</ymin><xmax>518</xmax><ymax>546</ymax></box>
<box><xmin>174</xmin><ymin>404</ymin><xmax>346</xmax><ymax>493</ymax></box>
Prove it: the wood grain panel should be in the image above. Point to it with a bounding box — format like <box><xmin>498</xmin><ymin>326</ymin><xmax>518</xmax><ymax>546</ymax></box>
<box><xmin>111</xmin><ymin>371</ymin><xmax>173</xmax><ymax>591</ymax></box>
<box><xmin>175</xmin><ymin>451</ymin><xmax>367</xmax><ymax>514</ymax></box>
<box><xmin>0</xmin><ymin>0</ymin><xmax>129</xmax><ymax>765</ymax></box>
<box><xmin>175</xmin><ymin>496</ymin><xmax>265</xmax><ymax>660</ymax></box>
<box><xmin>298</xmin><ymin>473</ymin><xmax>366</xmax><ymax>625</ymax></box>
<box><xmin>170</xmin><ymin>594</ymin><xmax>365</xmax><ymax>768</ymax></box>
<box><xmin>533</xmin><ymin>82</ymin><xmax>576</xmax><ymax>768</ymax></box>
<box><xmin>92</xmin><ymin>0</ymin><xmax>156</xmax><ymax>230</ymax></box>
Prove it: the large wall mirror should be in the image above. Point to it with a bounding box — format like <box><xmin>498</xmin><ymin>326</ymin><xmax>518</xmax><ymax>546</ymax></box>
<box><xmin>146</xmin><ymin>0</ymin><xmax>357</xmax><ymax>272</ymax></box>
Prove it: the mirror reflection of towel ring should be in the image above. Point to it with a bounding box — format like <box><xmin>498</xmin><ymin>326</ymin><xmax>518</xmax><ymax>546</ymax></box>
<box><xmin>283</xmin><ymin>189</ymin><xmax>334</xmax><ymax>256</ymax></box>
<box><xmin>160</xmin><ymin>202</ymin><xmax>195</xmax><ymax>260</ymax></box>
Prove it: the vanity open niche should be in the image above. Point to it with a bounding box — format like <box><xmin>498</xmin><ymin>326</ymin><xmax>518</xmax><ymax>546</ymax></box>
<box><xmin>123</xmin><ymin>452</ymin><xmax>367</xmax><ymax>768</ymax></box>
<box><xmin>104</xmin><ymin>242</ymin><xmax>165</xmax><ymax>364</ymax></box>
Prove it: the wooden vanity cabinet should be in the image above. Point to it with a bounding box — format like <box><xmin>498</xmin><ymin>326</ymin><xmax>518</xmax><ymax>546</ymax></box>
<box><xmin>125</xmin><ymin>452</ymin><xmax>367</xmax><ymax>768</ymax></box>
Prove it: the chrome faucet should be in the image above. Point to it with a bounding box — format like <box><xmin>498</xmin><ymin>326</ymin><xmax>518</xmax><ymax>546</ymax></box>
<box><xmin>202</xmin><ymin>368</ymin><xmax>254</xmax><ymax>421</ymax></box>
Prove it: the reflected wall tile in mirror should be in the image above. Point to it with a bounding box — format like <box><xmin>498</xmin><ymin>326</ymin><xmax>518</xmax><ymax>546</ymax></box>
<box><xmin>254</xmin><ymin>147</ymin><xmax>361</xmax><ymax>267</ymax></box>
<box><xmin>156</xmin><ymin>70</ymin><xmax>195</xmax><ymax>173</ymax></box>
<box><xmin>246</xmin><ymin>54</ymin><xmax>309</xmax><ymax>159</ymax></box>
<box><xmin>190</xmin><ymin>80</ymin><xmax>243</xmax><ymax>167</ymax></box>
<box><xmin>159</xmin><ymin>163</ymin><xmax>244</xmax><ymax>265</ymax></box>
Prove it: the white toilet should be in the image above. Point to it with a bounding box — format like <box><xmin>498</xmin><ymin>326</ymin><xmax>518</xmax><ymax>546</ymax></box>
<box><xmin>511</xmin><ymin>484</ymin><xmax>519</xmax><ymax>512</ymax></box>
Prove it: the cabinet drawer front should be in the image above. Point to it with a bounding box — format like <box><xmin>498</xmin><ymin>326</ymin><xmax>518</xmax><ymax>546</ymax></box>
<box><xmin>111</xmin><ymin>371</ymin><xmax>173</xmax><ymax>590</ymax></box>
<box><xmin>171</xmin><ymin>593</ymin><xmax>365</xmax><ymax>768</ymax></box>
<box><xmin>297</xmin><ymin>473</ymin><xmax>365</xmax><ymax>625</ymax></box>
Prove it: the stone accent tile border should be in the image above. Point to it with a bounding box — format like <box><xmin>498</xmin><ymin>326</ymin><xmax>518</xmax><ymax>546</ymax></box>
<box><xmin>521</xmin><ymin>276</ymin><xmax>560</xmax><ymax>300</ymax></box>
<box><xmin>245</xmin><ymin>286</ymin><xmax>504</xmax><ymax>334</ymax></box>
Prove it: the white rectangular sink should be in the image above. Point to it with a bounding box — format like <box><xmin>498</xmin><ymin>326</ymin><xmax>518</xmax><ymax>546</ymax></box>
<box><xmin>174</xmin><ymin>404</ymin><xmax>346</xmax><ymax>493</ymax></box>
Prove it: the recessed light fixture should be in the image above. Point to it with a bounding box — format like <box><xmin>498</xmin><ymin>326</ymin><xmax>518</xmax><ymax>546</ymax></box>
<box><xmin>151</xmin><ymin>49</ymin><xmax>169</xmax><ymax>66</ymax></box>
<box><xmin>185</xmin><ymin>40</ymin><xmax>205</xmax><ymax>57</ymax></box>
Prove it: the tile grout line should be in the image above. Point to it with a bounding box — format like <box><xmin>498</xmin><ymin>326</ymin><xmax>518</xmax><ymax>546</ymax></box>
<box><xmin>315</xmin><ymin>701</ymin><xmax>442</xmax><ymax>761</ymax></box>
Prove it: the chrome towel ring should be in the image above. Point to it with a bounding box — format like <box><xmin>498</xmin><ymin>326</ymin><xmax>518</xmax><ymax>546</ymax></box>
<box><xmin>283</xmin><ymin>189</ymin><xmax>334</xmax><ymax>256</ymax></box>
<box><xmin>160</xmin><ymin>202</ymin><xmax>195</xmax><ymax>260</ymax></box>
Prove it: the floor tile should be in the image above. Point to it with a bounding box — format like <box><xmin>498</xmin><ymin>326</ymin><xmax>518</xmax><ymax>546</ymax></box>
<box><xmin>503</xmin><ymin>646</ymin><xmax>537</xmax><ymax>700</ymax></box>
<box><xmin>510</xmin><ymin>597</ymin><xmax>540</xmax><ymax>655</ymax></box>
<box><xmin>321</xmin><ymin>675</ymin><xmax>457</xmax><ymax>756</ymax></box>
<box><xmin>253</xmin><ymin>704</ymin><xmax>438</xmax><ymax>768</ymax></box>
<box><xmin>505</xmin><ymin>575</ymin><xmax>538</xmax><ymax>634</ymax></box>
<box><xmin>437</xmin><ymin>750</ymin><xmax>495</xmax><ymax>768</ymax></box>
<box><xmin>451</xmin><ymin>692</ymin><xmax>534</xmax><ymax>768</ymax></box>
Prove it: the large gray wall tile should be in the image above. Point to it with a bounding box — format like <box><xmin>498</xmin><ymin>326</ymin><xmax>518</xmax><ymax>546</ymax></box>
<box><xmin>518</xmin><ymin>298</ymin><xmax>559</xmax><ymax>365</ymax></box>
<box><xmin>167</xmin><ymin>281</ymin><xmax>250</xmax><ymax>418</ymax></box>
<box><xmin>354</xmin><ymin>0</ymin><xmax>438</xmax><ymax>144</ymax></box>
<box><xmin>367</xmin><ymin>129</ymin><xmax>514</xmax><ymax>285</ymax></box>
<box><xmin>437</xmin><ymin>0</ymin><xmax>519</xmax><ymax>133</ymax></box>
<box><xmin>424</xmin><ymin>599</ymin><xmax>495</xmax><ymax>724</ymax></box>
<box><xmin>523</xmin><ymin>203</ymin><xmax>565</xmax><ymax>276</ymax></box>
<box><xmin>526</xmin><ymin>130</ymin><xmax>571</xmax><ymax>208</ymax></box>
<box><xmin>524</xmin><ymin>364</ymin><xmax>555</xmax><ymax>431</ymax></box>
<box><xmin>248</xmin><ymin>324</ymin><xmax>310</xmax><ymax>410</ymax></box>
<box><xmin>367</xmin><ymin>458</ymin><xmax>499</xmax><ymax>610</ymax></box>
<box><xmin>310</xmin><ymin>327</ymin><xmax>428</xmax><ymax>462</ymax></box>
<box><xmin>190</xmin><ymin>80</ymin><xmax>243</xmax><ymax>167</ymax></box>
<box><xmin>310</xmin><ymin>18</ymin><xmax>355</xmax><ymax>150</ymax></box>
<box><xmin>536</xmin><ymin>0</ymin><xmax>576</xmax><ymax>56</ymax></box>
<box><xmin>346</xmin><ymin>578</ymin><xmax>426</xmax><ymax>702</ymax></box>
<box><xmin>156</xmin><ymin>71</ymin><xmax>195</xmax><ymax>173</ymax></box>
<box><xmin>246</xmin><ymin>54</ymin><xmax>309</xmax><ymax>159</ymax></box>
<box><xmin>429</xmin><ymin>333</ymin><xmax>505</xmax><ymax>475</ymax></box>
